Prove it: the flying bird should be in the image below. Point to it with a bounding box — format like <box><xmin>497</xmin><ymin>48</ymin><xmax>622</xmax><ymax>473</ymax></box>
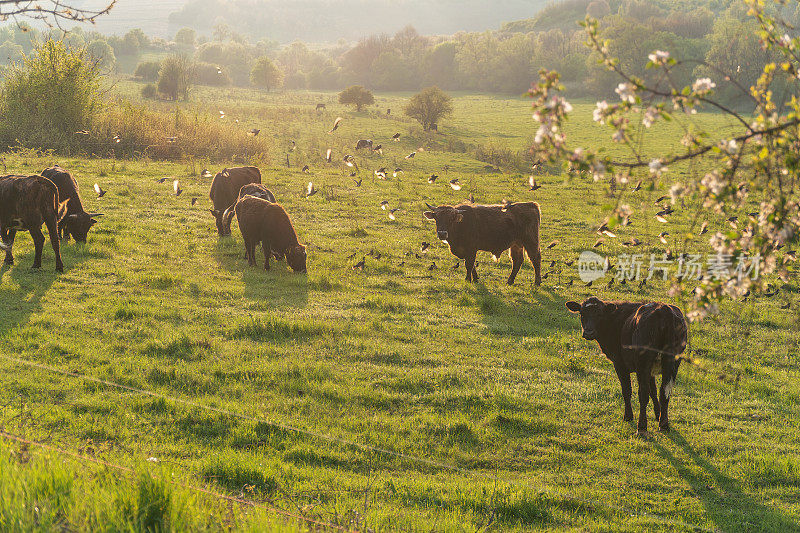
<box><xmin>380</xmin><ymin>200</ymin><xmax>389</xmax><ymax>210</ymax></box>
<box><xmin>593</xmin><ymin>239</ymin><xmax>604</xmax><ymax>248</ymax></box>
<box><xmin>528</xmin><ymin>176</ymin><xmax>541</xmax><ymax>190</ymax></box>
<box><xmin>420</xmin><ymin>242</ymin><xmax>430</xmax><ymax>253</ymax></box>
<box><xmin>173</xmin><ymin>179</ymin><xmax>183</xmax><ymax>196</ymax></box>
<box><xmin>166</xmin><ymin>136</ymin><xmax>178</xmax><ymax>143</ymax></box>
<box><xmin>201</xmin><ymin>169</ymin><xmax>213</xmax><ymax>179</ymax></box>
<box><xmin>405</xmin><ymin>151</ymin><xmax>416</xmax><ymax>159</ymax></box>
<box><xmin>375</xmin><ymin>168</ymin><xmax>387</xmax><ymax>179</ymax></box>
<box><xmin>372</xmin><ymin>144</ymin><xmax>383</xmax><ymax>154</ymax></box>
<box><xmin>112</xmin><ymin>134</ymin><xmax>121</xmax><ymax>143</ymax></box>
<box><xmin>326</xmin><ymin>148</ymin><xmax>332</xmax><ymax>163</ymax></box>
<box><xmin>302</xmin><ymin>165</ymin><xmax>310</xmax><ymax>173</ymax></box>
<box><xmin>94</xmin><ymin>183</ymin><xmax>106</xmax><ymax>198</ymax></box>
<box><xmin>343</xmin><ymin>154</ymin><xmax>356</xmax><ymax>167</ymax></box>
<box><xmin>392</xmin><ymin>133</ymin><xmax>401</xmax><ymax>141</ymax></box>
<box><xmin>699</xmin><ymin>221</ymin><xmax>709</xmax><ymax>235</ymax></box>
<box><xmin>328</xmin><ymin>117</ymin><xmax>342</xmax><ymax>133</ymax></box>
<box><xmin>546</xmin><ymin>240</ymin><xmax>559</xmax><ymax>250</ymax></box>
<box><xmin>393</xmin><ymin>168</ymin><xmax>403</xmax><ymax>178</ymax></box>
<box><xmin>658</xmin><ymin>232</ymin><xmax>669</xmax><ymax>244</ymax></box>
<box><xmin>191</xmin><ymin>197</ymin><xmax>198</xmax><ymax>206</ymax></box>
<box><xmin>449</xmin><ymin>178</ymin><xmax>461</xmax><ymax>191</ymax></box>
<box><xmin>633</xmin><ymin>180</ymin><xmax>642</xmax><ymax>192</ymax></box>
<box><xmin>305</xmin><ymin>182</ymin><xmax>318</xmax><ymax>197</ymax></box>
<box><xmin>219</xmin><ymin>110</ymin><xmax>225</xmax><ymax>119</ymax></box>
<box><xmin>388</xmin><ymin>208</ymin><xmax>400</xmax><ymax>220</ymax></box>
<box><xmin>452</xmin><ymin>261</ymin><xmax>460</xmax><ymax>270</ymax></box>
<box><xmin>428</xmin><ymin>175</ymin><xmax>437</xmax><ymax>184</ymax></box>
<box><xmin>654</xmin><ymin>195</ymin><xmax>669</xmax><ymax>204</ymax></box>
<box><xmin>155</xmin><ymin>177</ymin><xmax>171</xmax><ymax>184</ymax></box>
<box><xmin>353</xmin><ymin>178</ymin><xmax>362</xmax><ymax>187</ymax></box>
<box><xmin>74</xmin><ymin>130</ymin><xmax>90</xmax><ymax>135</ymax></box>
<box><xmin>428</xmin><ymin>262</ymin><xmax>437</xmax><ymax>271</ymax></box>
<box><xmin>353</xmin><ymin>257</ymin><xmax>365</xmax><ymax>270</ymax></box>
<box><xmin>247</xmin><ymin>129</ymin><xmax>260</xmax><ymax>137</ymax></box>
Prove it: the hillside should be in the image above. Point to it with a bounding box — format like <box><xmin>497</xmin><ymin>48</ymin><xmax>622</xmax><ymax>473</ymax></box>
<box><xmin>167</xmin><ymin>0</ymin><xmax>548</xmax><ymax>43</ymax></box>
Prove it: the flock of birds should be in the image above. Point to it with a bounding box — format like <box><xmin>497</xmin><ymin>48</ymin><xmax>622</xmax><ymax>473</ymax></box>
<box><xmin>77</xmin><ymin>101</ymin><xmax>794</xmax><ymax>309</ymax></box>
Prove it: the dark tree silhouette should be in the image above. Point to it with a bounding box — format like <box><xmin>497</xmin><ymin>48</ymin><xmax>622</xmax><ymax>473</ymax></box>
<box><xmin>0</xmin><ymin>1</ymin><xmax>116</xmax><ymax>27</ymax></box>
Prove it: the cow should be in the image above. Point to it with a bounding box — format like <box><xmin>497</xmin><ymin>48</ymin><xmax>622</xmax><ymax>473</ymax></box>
<box><xmin>315</xmin><ymin>103</ymin><xmax>326</xmax><ymax>111</ymax></box>
<box><xmin>40</xmin><ymin>166</ymin><xmax>102</xmax><ymax>242</ymax></box>
<box><xmin>209</xmin><ymin>166</ymin><xmax>261</xmax><ymax>236</ymax></box>
<box><xmin>221</xmin><ymin>183</ymin><xmax>277</xmax><ymax>242</ymax></box>
<box><xmin>0</xmin><ymin>174</ymin><xmax>69</xmax><ymax>272</ymax></box>
<box><xmin>565</xmin><ymin>297</ymin><xmax>687</xmax><ymax>434</ymax></box>
<box><xmin>423</xmin><ymin>202</ymin><xmax>542</xmax><ymax>285</ymax></box>
<box><xmin>234</xmin><ymin>196</ymin><xmax>307</xmax><ymax>273</ymax></box>
<box><xmin>355</xmin><ymin>139</ymin><xmax>373</xmax><ymax>150</ymax></box>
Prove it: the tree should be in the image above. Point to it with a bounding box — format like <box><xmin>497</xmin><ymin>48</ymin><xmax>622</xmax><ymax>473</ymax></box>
<box><xmin>86</xmin><ymin>39</ymin><xmax>116</xmax><ymax>70</ymax></box>
<box><xmin>175</xmin><ymin>28</ymin><xmax>196</xmax><ymax>48</ymax></box>
<box><xmin>158</xmin><ymin>55</ymin><xmax>193</xmax><ymax>101</ymax></box>
<box><xmin>404</xmin><ymin>86</ymin><xmax>453</xmax><ymax>131</ymax></box>
<box><xmin>338</xmin><ymin>85</ymin><xmax>374</xmax><ymax>111</ymax></box>
<box><xmin>249</xmin><ymin>56</ymin><xmax>283</xmax><ymax>91</ymax></box>
<box><xmin>528</xmin><ymin>6</ymin><xmax>800</xmax><ymax>318</ymax></box>
<box><xmin>0</xmin><ymin>41</ymin><xmax>24</xmax><ymax>64</ymax></box>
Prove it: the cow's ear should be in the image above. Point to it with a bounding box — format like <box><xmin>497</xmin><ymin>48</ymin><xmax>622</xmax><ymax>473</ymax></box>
<box><xmin>604</xmin><ymin>302</ymin><xmax>618</xmax><ymax>313</ymax></box>
<box><xmin>565</xmin><ymin>301</ymin><xmax>581</xmax><ymax>313</ymax></box>
<box><xmin>423</xmin><ymin>211</ymin><xmax>436</xmax><ymax>220</ymax></box>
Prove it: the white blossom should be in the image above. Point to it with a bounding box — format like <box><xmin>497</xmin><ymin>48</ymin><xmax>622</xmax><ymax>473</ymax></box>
<box><xmin>692</xmin><ymin>77</ymin><xmax>716</xmax><ymax>94</ymax></box>
<box><xmin>615</xmin><ymin>82</ymin><xmax>636</xmax><ymax>104</ymax></box>
<box><xmin>669</xmin><ymin>183</ymin><xmax>684</xmax><ymax>203</ymax></box>
<box><xmin>593</xmin><ymin>100</ymin><xmax>609</xmax><ymax>122</ymax></box>
<box><xmin>642</xmin><ymin>107</ymin><xmax>658</xmax><ymax>128</ymax></box>
<box><xmin>648</xmin><ymin>159</ymin><xmax>667</xmax><ymax>176</ymax></box>
<box><xmin>648</xmin><ymin>50</ymin><xmax>670</xmax><ymax>65</ymax></box>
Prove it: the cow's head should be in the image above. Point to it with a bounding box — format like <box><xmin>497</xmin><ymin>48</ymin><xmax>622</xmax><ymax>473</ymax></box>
<box><xmin>210</xmin><ymin>209</ymin><xmax>228</xmax><ymax>236</ymax></box>
<box><xmin>286</xmin><ymin>244</ymin><xmax>307</xmax><ymax>273</ymax></box>
<box><xmin>565</xmin><ymin>297</ymin><xmax>617</xmax><ymax>340</ymax></box>
<box><xmin>423</xmin><ymin>204</ymin><xmax>463</xmax><ymax>242</ymax></box>
<box><xmin>65</xmin><ymin>211</ymin><xmax>102</xmax><ymax>242</ymax></box>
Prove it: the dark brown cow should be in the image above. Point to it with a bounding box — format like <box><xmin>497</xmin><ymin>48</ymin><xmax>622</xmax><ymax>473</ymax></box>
<box><xmin>221</xmin><ymin>183</ymin><xmax>276</xmax><ymax>235</ymax></box>
<box><xmin>41</xmin><ymin>166</ymin><xmax>102</xmax><ymax>242</ymax></box>
<box><xmin>209</xmin><ymin>166</ymin><xmax>261</xmax><ymax>236</ymax></box>
<box><xmin>0</xmin><ymin>174</ymin><xmax>69</xmax><ymax>272</ymax></box>
<box><xmin>423</xmin><ymin>202</ymin><xmax>542</xmax><ymax>285</ymax></box>
<box><xmin>566</xmin><ymin>297</ymin><xmax>687</xmax><ymax>434</ymax></box>
<box><xmin>235</xmin><ymin>196</ymin><xmax>306</xmax><ymax>272</ymax></box>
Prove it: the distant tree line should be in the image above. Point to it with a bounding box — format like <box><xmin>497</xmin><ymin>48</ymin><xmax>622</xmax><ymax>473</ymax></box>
<box><xmin>1</xmin><ymin>0</ymin><xmax>796</xmax><ymax>106</ymax></box>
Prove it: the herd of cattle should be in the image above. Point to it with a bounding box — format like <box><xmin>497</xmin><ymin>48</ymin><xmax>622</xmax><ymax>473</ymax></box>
<box><xmin>0</xmin><ymin>165</ymin><xmax>688</xmax><ymax>434</ymax></box>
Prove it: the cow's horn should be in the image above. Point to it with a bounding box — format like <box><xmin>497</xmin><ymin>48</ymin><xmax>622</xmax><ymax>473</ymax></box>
<box><xmin>425</xmin><ymin>202</ymin><xmax>436</xmax><ymax>211</ymax></box>
<box><xmin>88</xmin><ymin>213</ymin><xmax>104</xmax><ymax>217</ymax></box>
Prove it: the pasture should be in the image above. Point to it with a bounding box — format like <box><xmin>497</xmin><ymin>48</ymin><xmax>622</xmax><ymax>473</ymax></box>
<box><xmin>0</xmin><ymin>90</ymin><xmax>798</xmax><ymax>532</ymax></box>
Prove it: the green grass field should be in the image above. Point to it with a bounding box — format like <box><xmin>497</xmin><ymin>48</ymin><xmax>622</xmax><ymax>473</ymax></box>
<box><xmin>0</xmin><ymin>90</ymin><xmax>798</xmax><ymax>532</ymax></box>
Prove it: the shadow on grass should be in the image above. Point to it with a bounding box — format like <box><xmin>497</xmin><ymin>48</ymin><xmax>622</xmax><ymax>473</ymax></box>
<box><xmin>653</xmin><ymin>431</ymin><xmax>799</xmax><ymax>532</ymax></box>
<box><xmin>0</xmin><ymin>243</ymin><xmax>87</xmax><ymax>339</ymax></box>
<box><xmin>214</xmin><ymin>237</ymin><xmax>309</xmax><ymax>308</ymax></box>
<box><xmin>471</xmin><ymin>282</ymin><xmax>575</xmax><ymax>338</ymax></box>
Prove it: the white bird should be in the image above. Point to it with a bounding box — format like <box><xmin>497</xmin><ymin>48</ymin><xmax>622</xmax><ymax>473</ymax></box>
<box><xmin>94</xmin><ymin>183</ymin><xmax>106</xmax><ymax>197</ymax></box>
<box><xmin>306</xmin><ymin>182</ymin><xmax>318</xmax><ymax>197</ymax></box>
<box><xmin>449</xmin><ymin>178</ymin><xmax>461</xmax><ymax>191</ymax></box>
<box><xmin>173</xmin><ymin>179</ymin><xmax>183</xmax><ymax>196</ymax></box>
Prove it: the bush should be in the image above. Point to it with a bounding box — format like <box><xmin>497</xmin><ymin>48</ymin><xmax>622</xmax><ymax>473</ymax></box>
<box><xmin>158</xmin><ymin>55</ymin><xmax>193</xmax><ymax>101</ymax></box>
<box><xmin>86</xmin><ymin>39</ymin><xmax>116</xmax><ymax>70</ymax></box>
<box><xmin>338</xmin><ymin>85</ymin><xmax>374</xmax><ymax>111</ymax></box>
<box><xmin>193</xmin><ymin>61</ymin><xmax>232</xmax><ymax>86</ymax></box>
<box><xmin>134</xmin><ymin>61</ymin><xmax>160</xmax><ymax>82</ymax></box>
<box><xmin>140</xmin><ymin>83</ymin><xmax>157</xmax><ymax>99</ymax></box>
<box><xmin>0</xmin><ymin>40</ymin><xmax>102</xmax><ymax>150</ymax></box>
<box><xmin>250</xmin><ymin>56</ymin><xmax>283</xmax><ymax>90</ymax></box>
<box><xmin>404</xmin><ymin>86</ymin><xmax>452</xmax><ymax>131</ymax></box>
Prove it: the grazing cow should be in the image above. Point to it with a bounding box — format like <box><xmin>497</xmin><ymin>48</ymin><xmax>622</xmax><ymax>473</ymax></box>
<box><xmin>423</xmin><ymin>202</ymin><xmax>542</xmax><ymax>285</ymax></box>
<box><xmin>209</xmin><ymin>166</ymin><xmax>261</xmax><ymax>236</ymax></box>
<box><xmin>235</xmin><ymin>196</ymin><xmax>307</xmax><ymax>272</ymax></box>
<box><xmin>565</xmin><ymin>297</ymin><xmax>687</xmax><ymax>434</ymax></box>
<box><xmin>221</xmin><ymin>183</ymin><xmax>277</xmax><ymax>238</ymax></box>
<box><xmin>40</xmin><ymin>166</ymin><xmax>102</xmax><ymax>242</ymax></box>
<box><xmin>0</xmin><ymin>174</ymin><xmax>69</xmax><ymax>272</ymax></box>
<box><xmin>315</xmin><ymin>103</ymin><xmax>326</xmax><ymax>111</ymax></box>
<box><xmin>355</xmin><ymin>139</ymin><xmax>373</xmax><ymax>150</ymax></box>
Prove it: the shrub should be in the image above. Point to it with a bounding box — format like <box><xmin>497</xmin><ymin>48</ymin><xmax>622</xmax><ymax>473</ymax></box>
<box><xmin>338</xmin><ymin>85</ymin><xmax>374</xmax><ymax>111</ymax></box>
<box><xmin>193</xmin><ymin>61</ymin><xmax>232</xmax><ymax>86</ymax></box>
<box><xmin>158</xmin><ymin>54</ymin><xmax>193</xmax><ymax>101</ymax></box>
<box><xmin>404</xmin><ymin>86</ymin><xmax>452</xmax><ymax>131</ymax></box>
<box><xmin>140</xmin><ymin>83</ymin><xmax>157</xmax><ymax>99</ymax></box>
<box><xmin>0</xmin><ymin>40</ymin><xmax>102</xmax><ymax>150</ymax></box>
<box><xmin>86</xmin><ymin>39</ymin><xmax>115</xmax><ymax>70</ymax></box>
<box><xmin>134</xmin><ymin>60</ymin><xmax>160</xmax><ymax>82</ymax></box>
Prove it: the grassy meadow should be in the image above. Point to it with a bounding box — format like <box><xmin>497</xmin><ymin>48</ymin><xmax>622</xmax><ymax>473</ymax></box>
<box><xmin>0</xmin><ymin>89</ymin><xmax>798</xmax><ymax>532</ymax></box>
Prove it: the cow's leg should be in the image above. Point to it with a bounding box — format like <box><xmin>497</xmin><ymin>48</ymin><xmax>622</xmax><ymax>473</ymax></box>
<box><xmin>507</xmin><ymin>245</ymin><xmax>523</xmax><ymax>285</ymax></box>
<box><xmin>635</xmin><ymin>367</ymin><xmax>651</xmax><ymax>434</ymax></box>
<box><xmin>659</xmin><ymin>358</ymin><xmax>680</xmax><ymax>432</ymax></box>
<box><xmin>524</xmin><ymin>240</ymin><xmax>542</xmax><ymax>286</ymax></box>
<box><xmin>30</xmin><ymin>226</ymin><xmax>45</xmax><ymax>270</ymax></box>
<box><xmin>262</xmin><ymin>239</ymin><xmax>271</xmax><ymax>271</ymax></box>
<box><xmin>613</xmin><ymin>362</ymin><xmax>633</xmax><ymax>421</ymax></box>
<box><xmin>2</xmin><ymin>228</ymin><xmax>16</xmax><ymax>265</ymax></box>
<box><xmin>649</xmin><ymin>376</ymin><xmax>661</xmax><ymax>422</ymax></box>
<box><xmin>244</xmin><ymin>238</ymin><xmax>257</xmax><ymax>266</ymax></box>
<box><xmin>44</xmin><ymin>215</ymin><xmax>63</xmax><ymax>272</ymax></box>
<box><xmin>465</xmin><ymin>251</ymin><xmax>477</xmax><ymax>282</ymax></box>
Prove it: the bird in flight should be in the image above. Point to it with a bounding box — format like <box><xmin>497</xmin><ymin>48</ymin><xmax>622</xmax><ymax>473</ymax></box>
<box><xmin>449</xmin><ymin>178</ymin><xmax>461</xmax><ymax>191</ymax></box>
<box><xmin>94</xmin><ymin>183</ymin><xmax>107</xmax><ymax>198</ymax></box>
<box><xmin>305</xmin><ymin>182</ymin><xmax>318</xmax><ymax>197</ymax></box>
<box><xmin>405</xmin><ymin>151</ymin><xmax>416</xmax><ymax>159</ymax></box>
<box><xmin>173</xmin><ymin>180</ymin><xmax>183</xmax><ymax>196</ymax></box>
<box><xmin>247</xmin><ymin>129</ymin><xmax>260</xmax><ymax>137</ymax></box>
<box><xmin>528</xmin><ymin>176</ymin><xmax>541</xmax><ymax>190</ymax></box>
<box><xmin>328</xmin><ymin>117</ymin><xmax>342</xmax><ymax>133</ymax></box>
